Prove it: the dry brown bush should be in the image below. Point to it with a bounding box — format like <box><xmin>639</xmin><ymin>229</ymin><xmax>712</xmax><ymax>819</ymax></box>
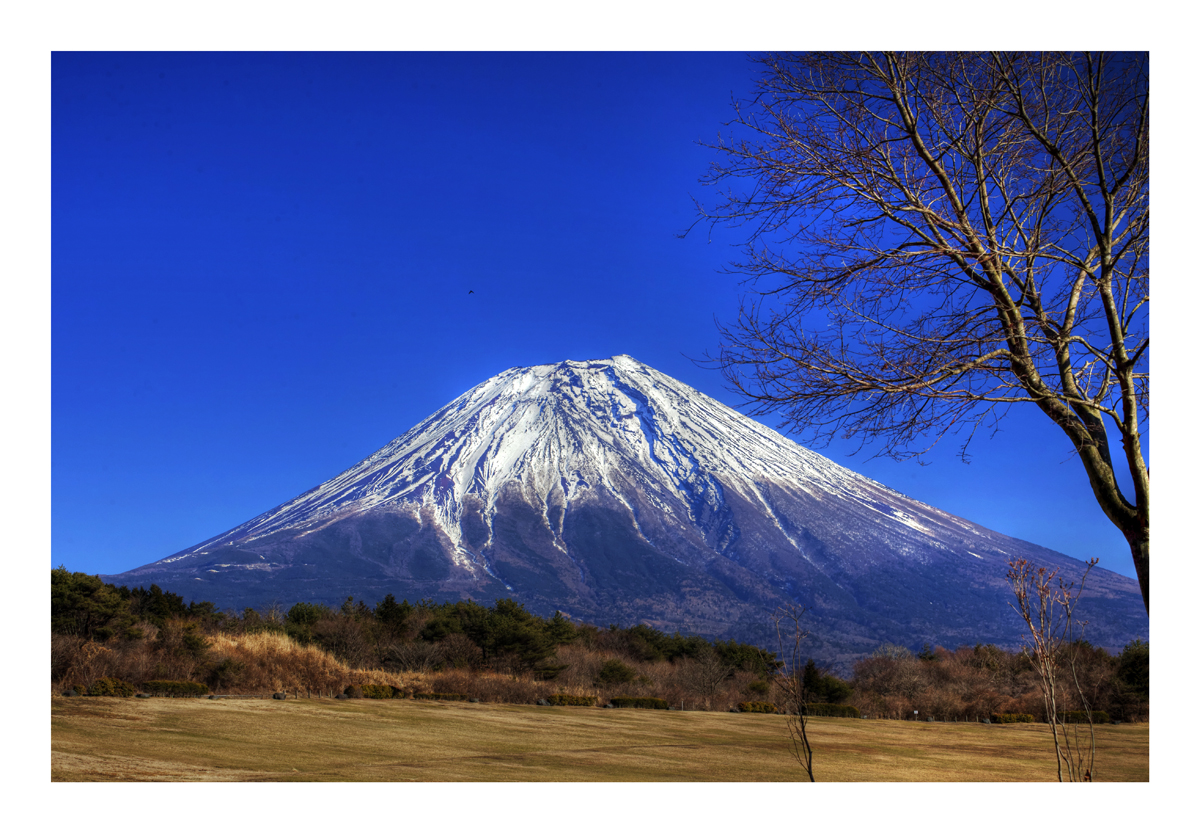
<box><xmin>51</xmin><ymin>634</ymin><xmax>88</xmax><ymax>685</ymax></box>
<box><xmin>961</xmin><ymin>684</ymin><xmax>1006</xmax><ymax>719</ymax></box>
<box><xmin>205</xmin><ymin>632</ymin><xmax>417</xmax><ymax>696</ymax></box>
<box><xmin>919</xmin><ymin>686</ymin><xmax>964</xmax><ymax>721</ymax></box>
<box><xmin>671</xmin><ymin>652</ymin><xmax>742</xmax><ymax>711</ymax></box>
<box><xmin>53</xmin><ymin>621</ymin><xmax>210</xmax><ymax>691</ymax></box>
<box><xmin>347</xmin><ymin>666</ymin><xmax>421</xmax><ymax>691</ymax></box>
<box><xmin>313</xmin><ymin>615</ymin><xmax>376</xmax><ymax>669</ymax></box>
<box><xmin>65</xmin><ymin>640</ymin><xmax>120</xmax><ymax>691</ymax></box>
<box><xmin>382</xmin><ymin>640</ymin><xmax>443</xmax><ymax>674</ymax></box>
<box><xmin>847</xmin><ymin>689</ymin><xmax>890</xmax><ymax>719</ymax></box>
<box><xmin>639</xmin><ymin>660</ymin><xmax>688</xmax><ymax>708</ymax></box>
<box><xmin>205</xmin><ymin>632</ymin><xmax>347</xmax><ymax>694</ymax></box>
<box><xmin>551</xmin><ymin>644</ymin><xmax>604</xmax><ymax>691</ymax></box>
<box><xmin>422</xmin><ymin>669</ymin><xmax>550</xmax><ymax>703</ymax></box>
<box><xmin>106</xmin><ymin>639</ymin><xmax>160</xmax><ymax>684</ymax></box>
<box><xmin>146</xmin><ymin>651</ymin><xmax>199</xmax><ymax>683</ymax></box>
<box><xmin>847</xmin><ymin>641</ymin><xmax>1089</xmax><ymax>721</ymax></box>
<box><xmin>439</xmin><ymin>633</ymin><xmax>484</xmax><ymax>669</ymax></box>
<box><xmin>52</xmin><ymin>635</ymin><xmax>109</xmax><ymax>691</ymax></box>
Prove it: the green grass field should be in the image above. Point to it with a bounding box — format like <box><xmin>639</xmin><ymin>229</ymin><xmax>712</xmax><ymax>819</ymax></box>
<box><xmin>50</xmin><ymin>695</ymin><xmax>1149</xmax><ymax>782</ymax></box>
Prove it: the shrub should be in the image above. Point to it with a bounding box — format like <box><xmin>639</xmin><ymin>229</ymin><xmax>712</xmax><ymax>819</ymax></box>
<box><xmin>802</xmin><ymin>703</ymin><xmax>861</xmax><ymax>718</ymax></box>
<box><xmin>991</xmin><ymin>712</ymin><xmax>1036</xmax><ymax>723</ymax></box>
<box><xmin>88</xmin><ymin>677</ymin><xmax>137</xmax><ymax>697</ymax></box>
<box><xmin>737</xmin><ymin>701</ymin><xmax>778</xmax><ymax>714</ymax></box>
<box><xmin>412</xmin><ymin>692</ymin><xmax>469</xmax><ymax>701</ymax></box>
<box><xmin>142</xmin><ymin>680</ymin><xmax>209</xmax><ymax>697</ymax></box>
<box><xmin>344</xmin><ymin>685</ymin><xmax>363</xmax><ymax>698</ymax></box>
<box><xmin>609</xmin><ymin>696</ymin><xmax>670</xmax><ymax>710</ymax></box>
<box><xmin>360</xmin><ymin>684</ymin><xmax>395</xmax><ymax>699</ymax></box>
<box><xmin>1059</xmin><ymin>710</ymin><xmax>1111</xmax><ymax>724</ymax></box>
<box><xmin>545</xmin><ymin>694</ymin><xmax>597</xmax><ymax>706</ymax></box>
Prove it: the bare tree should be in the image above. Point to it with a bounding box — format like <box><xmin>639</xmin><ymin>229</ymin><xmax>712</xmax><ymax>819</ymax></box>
<box><xmin>677</xmin><ymin>647</ymin><xmax>736</xmax><ymax>711</ymax></box>
<box><xmin>694</xmin><ymin>52</ymin><xmax>1149</xmax><ymax>611</ymax></box>
<box><xmin>1008</xmin><ymin>557</ymin><xmax>1098</xmax><ymax>782</ymax></box>
<box><xmin>261</xmin><ymin>599</ymin><xmax>286</xmax><ymax>625</ymax></box>
<box><xmin>772</xmin><ymin>603</ymin><xmax>814</xmax><ymax>781</ymax></box>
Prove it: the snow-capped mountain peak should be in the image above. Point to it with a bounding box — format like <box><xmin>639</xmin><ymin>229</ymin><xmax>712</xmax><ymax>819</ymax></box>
<box><xmin>183</xmin><ymin>355</ymin><xmax>876</xmax><ymax>556</ymax></box>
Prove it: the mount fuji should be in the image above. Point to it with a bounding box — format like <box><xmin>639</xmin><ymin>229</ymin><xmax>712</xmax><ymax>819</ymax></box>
<box><xmin>103</xmin><ymin>355</ymin><xmax>1147</xmax><ymax>664</ymax></box>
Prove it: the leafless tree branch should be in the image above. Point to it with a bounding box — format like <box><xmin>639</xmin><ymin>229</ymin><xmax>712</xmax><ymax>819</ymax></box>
<box><xmin>694</xmin><ymin>52</ymin><xmax>1149</xmax><ymax>611</ymax></box>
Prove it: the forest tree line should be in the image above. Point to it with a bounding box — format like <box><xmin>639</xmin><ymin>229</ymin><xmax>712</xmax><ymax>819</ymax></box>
<box><xmin>51</xmin><ymin>568</ymin><xmax>1147</xmax><ymax>719</ymax></box>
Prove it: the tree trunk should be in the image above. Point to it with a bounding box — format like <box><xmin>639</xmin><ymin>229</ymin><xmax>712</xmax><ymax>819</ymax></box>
<box><xmin>1124</xmin><ymin>530</ymin><xmax>1149</xmax><ymax>613</ymax></box>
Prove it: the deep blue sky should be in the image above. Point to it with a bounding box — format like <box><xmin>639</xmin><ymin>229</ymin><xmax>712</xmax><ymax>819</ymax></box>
<box><xmin>52</xmin><ymin>51</ymin><xmax>1144</xmax><ymax>582</ymax></box>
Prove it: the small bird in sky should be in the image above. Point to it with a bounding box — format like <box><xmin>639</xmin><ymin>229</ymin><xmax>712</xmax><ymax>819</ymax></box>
<box><xmin>469</xmin><ymin>290</ymin><xmax>474</xmax><ymax>294</ymax></box>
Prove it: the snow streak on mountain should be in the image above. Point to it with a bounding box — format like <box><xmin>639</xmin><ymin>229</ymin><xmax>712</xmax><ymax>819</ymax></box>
<box><xmin>107</xmin><ymin>356</ymin><xmax>1147</xmax><ymax>664</ymax></box>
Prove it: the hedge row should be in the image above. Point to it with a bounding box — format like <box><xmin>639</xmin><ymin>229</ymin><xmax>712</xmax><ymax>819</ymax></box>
<box><xmin>143</xmin><ymin>680</ymin><xmax>209</xmax><ymax>697</ymax></box>
<box><xmin>412</xmin><ymin>692</ymin><xmax>469</xmax><ymax>701</ymax></box>
<box><xmin>737</xmin><ymin>701</ymin><xmax>778</xmax><ymax>714</ymax></box>
<box><xmin>546</xmin><ymin>694</ymin><xmax>597</xmax><ymax>706</ymax></box>
<box><xmin>87</xmin><ymin>677</ymin><xmax>137</xmax><ymax>697</ymax></box>
<box><xmin>992</xmin><ymin>712</ymin><xmax>1036</xmax><ymax>723</ymax></box>
<box><xmin>802</xmin><ymin>703</ymin><xmax>861</xmax><ymax>718</ymax></box>
<box><xmin>609</xmin><ymin>697</ymin><xmax>670</xmax><ymax>710</ymax></box>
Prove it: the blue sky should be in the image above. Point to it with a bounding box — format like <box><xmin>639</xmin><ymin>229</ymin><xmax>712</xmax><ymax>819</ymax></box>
<box><xmin>52</xmin><ymin>51</ymin><xmax>1146</xmax><ymax>582</ymax></box>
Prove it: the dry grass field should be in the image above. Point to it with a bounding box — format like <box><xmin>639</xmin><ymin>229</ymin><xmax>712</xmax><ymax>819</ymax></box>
<box><xmin>50</xmin><ymin>695</ymin><xmax>1148</xmax><ymax>782</ymax></box>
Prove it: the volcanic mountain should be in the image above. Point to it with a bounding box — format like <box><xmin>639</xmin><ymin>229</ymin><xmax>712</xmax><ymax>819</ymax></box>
<box><xmin>104</xmin><ymin>355</ymin><xmax>1147</xmax><ymax>664</ymax></box>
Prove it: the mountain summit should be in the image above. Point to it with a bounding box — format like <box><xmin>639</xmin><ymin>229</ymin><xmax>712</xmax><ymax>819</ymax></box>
<box><xmin>105</xmin><ymin>356</ymin><xmax>1147</xmax><ymax>663</ymax></box>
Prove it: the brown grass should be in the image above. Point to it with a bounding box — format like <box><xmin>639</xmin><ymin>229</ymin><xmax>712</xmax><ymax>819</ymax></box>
<box><xmin>201</xmin><ymin>632</ymin><xmax>425</xmax><ymax>695</ymax></box>
<box><xmin>50</xmin><ymin>695</ymin><xmax>1148</xmax><ymax>782</ymax></box>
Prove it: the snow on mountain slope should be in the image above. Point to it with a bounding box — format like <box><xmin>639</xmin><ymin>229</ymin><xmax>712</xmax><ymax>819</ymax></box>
<box><xmin>172</xmin><ymin>356</ymin><xmax>930</xmax><ymax>556</ymax></box>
